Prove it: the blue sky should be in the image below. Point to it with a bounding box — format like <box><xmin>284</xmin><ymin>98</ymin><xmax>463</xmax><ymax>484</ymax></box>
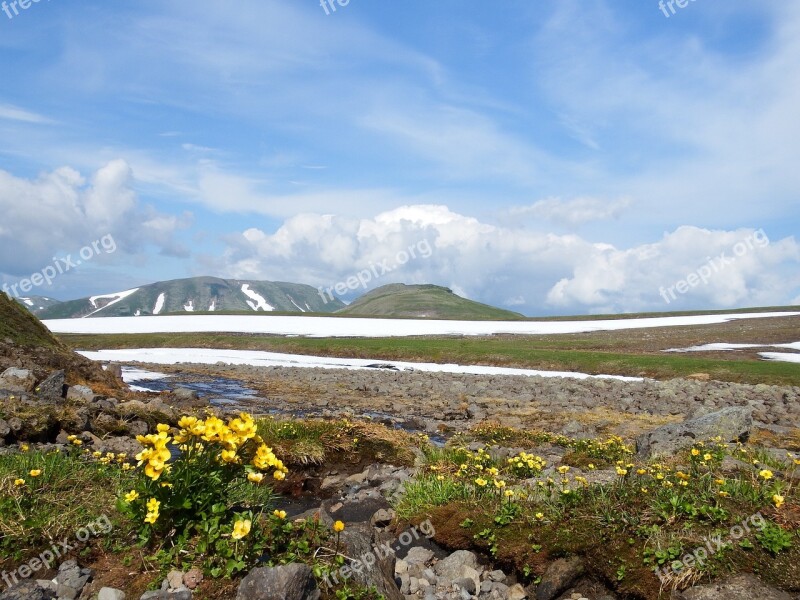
<box><xmin>0</xmin><ymin>0</ymin><xmax>798</xmax><ymax>315</ymax></box>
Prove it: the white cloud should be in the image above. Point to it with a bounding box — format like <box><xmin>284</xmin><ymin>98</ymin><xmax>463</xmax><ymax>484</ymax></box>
<box><xmin>510</xmin><ymin>197</ymin><xmax>632</xmax><ymax>227</ymax></box>
<box><xmin>0</xmin><ymin>161</ymin><xmax>189</xmax><ymax>276</ymax></box>
<box><xmin>212</xmin><ymin>205</ymin><xmax>800</xmax><ymax>315</ymax></box>
<box><xmin>0</xmin><ymin>103</ymin><xmax>52</xmax><ymax>124</ymax></box>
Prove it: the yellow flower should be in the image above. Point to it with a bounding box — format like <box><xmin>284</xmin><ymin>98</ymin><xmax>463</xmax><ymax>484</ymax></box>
<box><xmin>641</xmin><ymin>487</ymin><xmax>649</xmax><ymax>493</ymax></box>
<box><xmin>703</xmin><ymin>453</ymin><xmax>712</xmax><ymax>461</ymax></box>
<box><xmin>715</xmin><ymin>478</ymin><xmax>726</xmax><ymax>485</ymax></box>
<box><xmin>72</xmin><ymin>439</ymin><xmax>83</xmax><ymax>446</ymax></box>
<box><xmin>637</xmin><ymin>469</ymin><xmax>647</xmax><ymax>475</ymax></box>
<box><xmin>616</xmin><ymin>467</ymin><xmax>628</xmax><ymax>476</ymax></box>
<box><xmin>273</xmin><ymin>471</ymin><xmax>286</xmax><ymax>481</ymax></box>
<box><xmin>144</xmin><ymin>498</ymin><xmax>160</xmax><ymax>524</ymax></box>
<box><xmin>14</xmin><ymin>478</ymin><xmax>25</xmax><ymax>486</ymax></box>
<box><xmin>691</xmin><ymin>448</ymin><xmax>700</xmax><ymax>456</ymax></box>
<box><xmin>124</xmin><ymin>490</ymin><xmax>140</xmax><ymax>502</ymax></box>
<box><xmin>557</xmin><ymin>466</ymin><xmax>570</xmax><ymax>474</ymax></box>
<box><xmin>437</xmin><ymin>475</ymin><xmax>444</xmax><ymax>481</ymax></box>
<box><xmin>474</xmin><ymin>478</ymin><xmax>488</xmax><ymax>487</ymax></box>
<box><xmin>146</xmin><ymin>498</ymin><xmax>160</xmax><ymax>511</ymax></box>
<box><xmin>718</xmin><ymin>491</ymin><xmax>730</xmax><ymax>498</ymax></box>
<box><xmin>231</xmin><ymin>519</ymin><xmax>252</xmax><ymax>540</ymax></box>
<box><xmin>29</xmin><ymin>469</ymin><xmax>42</xmax><ymax>477</ymax></box>
<box><xmin>92</xmin><ymin>451</ymin><xmax>102</xmax><ymax>458</ymax></box>
<box><xmin>535</xmin><ymin>512</ymin><xmax>544</xmax><ymax>520</ymax></box>
<box><xmin>156</xmin><ymin>424</ymin><xmax>171</xmax><ymax>433</ymax></box>
<box><xmin>67</xmin><ymin>434</ymin><xmax>76</xmax><ymax>441</ymax></box>
<box><xmin>493</xmin><ymin>479</ymin><xmax>507</xmax><ymax>489</ymax></box>
<box><xmin>773</xmin><ymin>494</ymin><xmax>785</xmax><ymax>509</ymax></box>
<box><xmin>273</xmin><ymin>509</ymin><xmax>287</xmax><ymax>519</ymax></box>
<box><xmin>220</xmin><ymin>449</ymin><xmax>238</xmax><ymax>464</ymax></box>
<box><xmin>20</xmin><ymin>444</ymin><xmax>29</xmax><ymax>452</ymax></box>
<box><xmin>759</xmin><ymin>470</ymin><xmax>774</xmax><ymax>481</ymax></box>
<box><xmin>248</xmin><ymin>472</ymin><xmax>264</xmax><ymax>483</ymax></box>
<box><xmin>504</xmin><ymin>489</ymin><xmax>515</xmax><ymax>498</ymax></box>
<box><xmin>587</xmin><ymin>464</ymin><xmax>595</xmax><ymax>470</ymax></box>
<box><xmin>333</xmin><ymin>520</ymin><xmax>345</xmax><ymax>533</ymax></box>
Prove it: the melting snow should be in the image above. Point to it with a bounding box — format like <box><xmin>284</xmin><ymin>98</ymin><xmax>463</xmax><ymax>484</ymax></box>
<box><xmin>184</xmin><ymin>300</ymin><xmax>194</xmax><ymax>312</ymax></box>
<box><xmin>80</xmin><ymin>348</ymin><xmax>643</xmax><ymax>381</ymax></box>
<box><xmin>153</xmin><ymin>293</ymin><xmax>166</xmax><ymax>315</ymax></box>
<box><xmin>241</xmin><ymin>284</ymin><xmax>275</xmax><ymax>311</ymax></box>
<box><xmin>84</xmin><ymin>288</ymin><xmax>139</xmax><ymax>317</ymax></box>
<box><xmin>288</xmin><ymin>295</ymin><xmax>306</xmax><ymax>312</ymax></box>
<box><xmin>45</xmin><ymin>311</ymin><xmax>800</xmax><ymax>338</ymax></box>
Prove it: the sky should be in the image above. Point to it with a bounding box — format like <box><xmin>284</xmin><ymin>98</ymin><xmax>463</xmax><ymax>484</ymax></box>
<box><xmin>0</xmin><ymin>0</ymin><xmax>798</xmax><ymax>316</ymax></box>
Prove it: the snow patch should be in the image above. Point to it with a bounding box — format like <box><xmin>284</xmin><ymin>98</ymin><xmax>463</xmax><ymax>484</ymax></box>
<box><xmin>241</xmin><ymin>284</ymin><xmax>274</xmax><ymax>311</ymax></box>
<box><xmin>84</xmin><ymin>288</ymin><xmax>140</xmax><ymax>317</ymax></box>
<box><xmin>760</xmin><ymin>352</ymin><xmax>800</xmax><ymax>364</ymax></box>
<box><xmin>209</xmin><ymin>300</ymin><xmax>216</xmax><ymax>312</ymax></box>
<box><xmin>153</xmin><ymin>293</ymin><xmax>166</xmax><ymax>315</ymax></box>
<box><xmin>46</xmin><ymin>311</ymin><xmax>800</xmax><ymax>338</ymax></box>
<box><xmin>287</xmin><ymin>295</ymin><xmax>306</xmax><ymax>312</ymax></box>
<box><xmin>184</xmin><ymin>300</ymin><xmax>194</xmax><ymax>312</ymax></box>
<box><xmin>80</xmin><ymin>348</ymin><xmax>642</xmax><ymax>382</ymax></box>
<box><xmin>20</xmin><ymin>297</ymin><xmax>34</xmax><ymax>306</ymax></box>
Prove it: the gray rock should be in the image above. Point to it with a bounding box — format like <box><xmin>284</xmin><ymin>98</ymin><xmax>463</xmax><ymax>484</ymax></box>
<box><xmin>140</xmin><ymin>591</ymin><xmax>192</xmax><ymax>600</ymax></box>
<box><xmin>66</xmin><ymin>385</ymin><xmax>95</xmax><ymax>403</ymax></box>
<box><xmin>370</xmin><ymin>508</ymin><xmax>396</xmax><ymax>528</ymax></box>
<box><xmin>55</xmin><ymin>560</ymin><xmax>92</xmax><ymax>600</ymax></box>
<box><xmin>405</xmin><ymin>546</ymin><xmax>434</xmax><ymax>566</ymax></box>
<box><xmin>98</xmin><ymin>588</ymin><xmax>126</xmax><ymax>600</ymax></box>
<box><xmin>453</xmin><ymin>577</ymin><xmax>476</xmax><ymax>594</ymax></box>
<box><xmin>676</xmin><ymin>574</ymin><xmax>793</xmax><ymax>600</ymax></box>
<box><xmin>433</xmin><ymin>550</ymin><xmax>479</xmax><ymax>581</ymax></box>
<box><xmin>535</xmin><ymin>556</ymin><xmax>584</xmax><ymax>600</ymax></box>
<box><xmin>172</xmin><ymin>387</ymin><xmax>200</xmax><ymax>403</ymax></box>
<box><xmin>339</xmin><ymin>523</ymin><xmax>403</xmax><ymax>600</ymax></box>
<box><xmin>166</xmin><ymin>570</ymin><xmax>185</xmax><ymax>590</ymax></box>
<box><xmin>0</xmin><ymin>580</ymin><xmax>55</xmax><ymax>600</ymax></box>
<box><xmin>36</xmin><ymin>370</ymin><xmax>65</xmax><ymax>401</ymax></box>
<box><xmin>636</xmin><ymin>407</ymin><xmax>753</xmax><ymax>459</ymax></box>
<box><xmin>0</xmin><ymin>419</ymin><xmax>9</xmax><ymax>441</ymax></box>
<box><xmin>236</xmin><ymin>564</ymin><xmax>320</xmax><ymax>600</ymax></box>
<box><xmin>508</xmin><ymin>583</ymin><xmax>528</xmax><ymax>600</ymax></box>
<box><xmin>106</xmin><ymin>363</ymin><xmax>123</xmax><ymax>380</ymax></box>
<box><xmin>0</xmin><ymin>368</ymin><xmax>36</xmax><ymax>392</ymax></box>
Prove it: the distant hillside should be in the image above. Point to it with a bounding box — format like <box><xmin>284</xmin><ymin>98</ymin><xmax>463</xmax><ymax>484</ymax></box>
<box><xmin>0</xmin><ymin>292</ymin><xmax>119</xmax><ymax>387</ymax></box>
<box><xmin>337</xmin><ymin>284</ymin><xmax>526</xmax><ymax>320</ymax></box>
<box><xmin>37</xmin><ymin>276</ymin><xmax>346</xmax><ymax>319</ymax></box>
<box><xmin>14</xmin><ymin>295</ymin><xmax>62</xmax><ymax>315</ymax></box>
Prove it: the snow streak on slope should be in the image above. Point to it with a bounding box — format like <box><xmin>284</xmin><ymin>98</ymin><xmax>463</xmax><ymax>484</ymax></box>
<box><xmin>84</xmin><ymin>288</ymin><xmax>140</xmax><ymax>317</ymax></box>
<box><xmin>79</xmin><ymin>348</ymin><xmax>643</xmax><ymax>381</ymax></box>
<box><xmin>241</xmin><ymin>284</ymin><xmax>275</xmax><ymax>311</ymax></box>
<box><xmin>153</xmin><ymin>293</ymin><xmax>166</xmax><ymax>315</ymax></box>
<box><xmin>45</xmin><ymin>311</ymin><xmax>800</xmax><ymax>338</ymax></box>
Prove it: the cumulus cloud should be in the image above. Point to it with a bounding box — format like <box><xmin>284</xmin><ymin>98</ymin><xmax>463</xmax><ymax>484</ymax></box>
<box><xmin>0</xmin><ymin>161</ymin><xmax>190</xmax><ymax>277</ymax></box>
<box><xmin>509</xmin><ymin>197</ymin><xmax>633</xmax><ymax>227</ymax></box>
<box><xmin>211</xmin><ymin>205</ymin><xmax>800</xmax><ymax>315</ymax></box>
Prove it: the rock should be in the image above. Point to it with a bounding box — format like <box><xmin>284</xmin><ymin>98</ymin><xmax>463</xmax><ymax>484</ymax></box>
<box><xmin>106</xmin><ymin>363</ymin><xmax>123</xmax><ymax>380</ymax></box>
<box><xmin>405</xmin><ymin>546</ymin><xmax>434</xmax><ymax>565</ymax></box>
<box><xmin>535</xmin><ymin>557</ymin><xmax>584</xmax><ymax>600</ymax></box>
<box><xmin>487</xmin><ymin>569</ymin><xmax>507</xmax><ymax>582</ymax></box>
<box><xmin>172</xmin><ymin>387</ymin><xmax>200</xmax><ymax>403</ymax></box>
<box><xmin>36</xmin><ymin>370</ymin><xmax>65</xmax><ymax>401</ymax></box>
<box><xmin>166</xmin><ymin>571</ymin><xmax>185</xmax><ymax>590</ymax></box>
<box><xmin>508</xmin><ymin>583</ymin><xmax>528</xmax><ymax>600</ymax></box>
<box><xmin>66</xmin><ymin>385</ymin><xmax>95</xmax><ymax>403</ymax></box>
<box><xmin>0</xmin><ymin>580</ymin><xmax>55</xmax><ymax>600</ymax></box>
<box><xmin>98</xmin><ymin>588</ymin><xmax>126</xmax><ymax>600</ymax></box>
<box><xmin>433</xmin><ymin>550</ymin><xmax>479</xmax><ymax>581</ymax></box>
<box><xmin>339</xmin><ymin>523</ymin><xmax>403</xmax><ymax>600</ymax></box>
<box><xmin>236</xmin><ymin>564</ymin><xmax>320</xmax><ymax>600</ymax></box>
<box><xmin>0</xmin><ymin>368</ymin><xmax>36</xmax><ymax>392</ymax></box>
<box><xmin>676</xmin><ymin>574</ymin><xmax>793</xmax><ymax>599</ymax></box>
<box><xmin>636</xmin><ymin>407</ymin><xmax>753</xmax><ymax>459</ymax></box>
<box><xmin>687</xmin><ymin>373</ymin><xmax>712</xmax><ymax>382</ymax></box>
<box><xmin>183</xmin><ymin>567</ymin><xmax>203</xmax><ymax>590</ymax></box>
<box><xmin>370</xmin><ymin>508</ymin><xmax>396</xmax><ymax>528</ymax></box>
<box><xmin>140</xmin><ymin>591</ymin><xmax>192</xmax><ymax>600</ymax></box>
<box><xmin>55</xmin><ymin>560</ymin><xmax>93</xmax><ymax>600</ymax></box>
<box><xmin>0</xmin><ymin>419</ymin><xmax>10</xmax><ymax>441</ymax></box>
<box><xmin>453</xmin><ymin>577</ymin><xmax>476</xmax><ymax>594</ymax></box>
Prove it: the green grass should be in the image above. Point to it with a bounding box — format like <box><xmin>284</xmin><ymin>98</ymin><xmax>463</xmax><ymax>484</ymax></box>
<box><xmin>396</xmin><ymin>435</ymin><xmax>800</xmax><ymax>599</ymax></box>
<box><xmin>0</xmin><ymin>448</ymin><xmax>134</xmax><ymax>562</ymax></box>
<box><xmin>0</xmin><ymin>291</ymin><xmax>63</xmax><ymax>348</ymax></box>
<box><xmin>61</xmin><ymin>332</ymin><xmax>800</xmax><ymax>385</ymax></box>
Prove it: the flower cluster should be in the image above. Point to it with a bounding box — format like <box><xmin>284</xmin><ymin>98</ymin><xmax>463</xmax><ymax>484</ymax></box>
<box><xmin>507</xmin><ymin>452</ymin><xmax>546</xmax><ymax>478</ymax></box>
<box><xmin>136</xmin><ymin>426</ymin><xmax>172</xmax><ymax>480</ymax></box>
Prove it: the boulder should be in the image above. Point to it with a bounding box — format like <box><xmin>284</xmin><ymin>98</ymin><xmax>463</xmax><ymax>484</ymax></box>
<box><xmin>236</xmin><ymin>564</ymin><xmax>320</xmax><ymax>600</ymax></box>
<box><xmin>66</xmin><ymin>385</ymin><xmax>95</xmax><ymax>403</ymax></box>
<box><xmin>0</xmin><ymin>368</ymin><xmax>36</xmax><ymax>392</ymax></box>
<box><xmin>98</xmin><ymin>589</ymin><xmax>126</xmax><ymax>600</ymax></box>
<box><xmin>0</xmin><ymin>580</ymin><xmax>55</xmax><ymax>600</ymax></box>
<box><xmin>338</xmin><ymin>523</ymin><xmax>403</xmax><ymax>600</ymax></box>
<box><xmin>36</xmin><ymin>370</ymin><xmax>65</xmax><ymax>401</ymax></box>
<box><xmin>636</xmin><ymin>407</ymin><xmax>752</xmax><ymax>459</ymax></box>
<box><xmin>676</xmin><ymin>574</ymin><xmax>793</xmax><ymax>599</ymax></box>
<box><xmin>533</xmin><ymin>556</ymin><xmax>584</xmax><ymax>600</ymax></box>
<box><xmin>55</xmin><ymin>560</ymin><xmax>93</xmax><ymax>600</ymax></box>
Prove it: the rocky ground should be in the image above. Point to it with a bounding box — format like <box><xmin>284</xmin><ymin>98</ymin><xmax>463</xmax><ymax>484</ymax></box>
<box><xmin>140</xmin><ymin>362</ymin><xmax>800</xmax><ymax>444</ymax></box>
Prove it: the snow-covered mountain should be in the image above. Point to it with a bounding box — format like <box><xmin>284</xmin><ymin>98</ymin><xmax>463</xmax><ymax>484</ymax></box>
<box><xmin>36</xmin><ymin>276</ymin><xmax>344</xmax><ymax>318</ymax></box>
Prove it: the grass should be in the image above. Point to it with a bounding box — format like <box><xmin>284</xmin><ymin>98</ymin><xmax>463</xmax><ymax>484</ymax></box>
<box><xmin>394</xmin><ymin>428</ymin><xmax>800</xmax><ymax>599</ymax></box>
<box><xmin>0</xmin><ymin>291</ymin><xmax>63</xmax><ymax>348</ymax></box>
<box><xmin>0</xmin><ymin>447</ymin><xmax>134</xmax><ymax>563</ymax></box>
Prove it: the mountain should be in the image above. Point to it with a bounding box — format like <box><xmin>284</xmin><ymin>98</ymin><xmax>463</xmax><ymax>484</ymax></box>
<box><xmin>337</xmin><ymin>283</ymin><xmax>526</xmax><ymax>320</ymax></box>
<box><xmin>36</xmin><ymin>276</ymin><xmax>346</xmax><ymax>319</ymax></box>
<box><xmin>14</xmin><ymin>295</ymin><xmax>62</xmax><ymax>315</ymax></box>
